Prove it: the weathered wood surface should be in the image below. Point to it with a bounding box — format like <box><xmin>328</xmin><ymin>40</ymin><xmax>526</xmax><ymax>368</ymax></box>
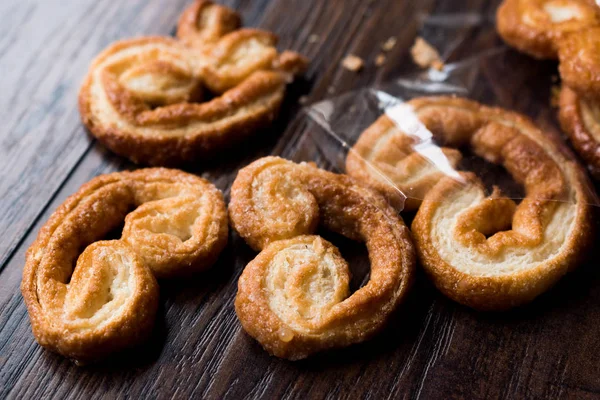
<box><xmin>2</xmin><ymin>0</ymin><xmax>600</xmax><ymax>398</ymax></box>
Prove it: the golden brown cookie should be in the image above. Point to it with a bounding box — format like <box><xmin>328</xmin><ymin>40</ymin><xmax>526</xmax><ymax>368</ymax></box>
<box><xmin>558</xmin><ymin>85</ymin><xmax>600</xmax><ymax>179</ymax></box>
<box><xmin>401</xmin><ymin>97</ymin><xmax>594</xmax><ymax>310</ymax></box>
<box><xmin>21</xmin><ymin>168</ymin><xmax>228</xmax><ymax>362</ymax></box>
<box><xmin>229</xmin><ymin>157</ymin><xmax>415</xmax><ymax>359</ymax></box>
<box><xmin>79</xmin><ymin>0</ymin><xmax>308</xmax><ymax>166</ymax></box>
<box><xmin>496</xmin><ymin>0</ymin><xmax>600</xmax><ymax>59</ymax></box>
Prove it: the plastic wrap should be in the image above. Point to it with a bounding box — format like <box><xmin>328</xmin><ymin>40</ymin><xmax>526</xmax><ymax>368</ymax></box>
<box><xmin>284</xmin><ymin>12</ymin><xmax>600</xmax><ymax>310</ymax></box>
<box><xmin>302</xmin><ymin>51</ymin><xmax>599</xmax><ymax>210</ymax></box>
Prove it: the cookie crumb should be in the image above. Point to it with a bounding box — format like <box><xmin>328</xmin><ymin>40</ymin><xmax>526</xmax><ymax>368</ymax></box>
<box><xmin>375</xmin><ymin>54</ymin><xmax>386</xmax><ymax>67</ymax></box>
<box><xmin>410</xmin><ymin>37</ymin><xmax>444</xmax><ymax>70</ymax></box>
<box><xmin>299</xmin><ymin>96</ymin><xmax>308</xmax><ymax>105</ymax></box>
<box><xmin>381</xmin><ymin>37</ymin><xmax>397</xmax><ymax>52</ymax></box>
<box><xmin>342</xmin><ymin>54</ymin><xmax>364</xmax><ymax>72</ymax></box>
<box><xmin>308</xmin><ymin>34</ymin><xmax>320</xmax><ymax>44</ymax></box>
<box><xmin>327</xmin><ymin>86</ymin><xmax>336</xmax><ymax>95</ymax></box>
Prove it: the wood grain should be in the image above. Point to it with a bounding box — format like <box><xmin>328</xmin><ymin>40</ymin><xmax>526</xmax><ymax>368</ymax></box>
<box><xmin>2</xmin><ymin>0</ymin><xmax>600</xmax><ymax>399</ymax></box>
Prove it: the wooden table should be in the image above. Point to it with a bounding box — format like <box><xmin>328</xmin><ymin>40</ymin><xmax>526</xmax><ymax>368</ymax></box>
<box><xmin>2</xmin><ymin>0</ymin><xmax>600</xmax><ymax>398</ymax></box>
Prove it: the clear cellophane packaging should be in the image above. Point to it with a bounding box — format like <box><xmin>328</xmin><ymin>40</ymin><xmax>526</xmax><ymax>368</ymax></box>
<box><xmin>284</xmin><ymin>12</ymin><xmax>599</xmax><ymax>211</ymax></box>
<box><xmin>272</xmin><ymin>13</ymin><xmax>600</xmax><ymax>309</ymax></box>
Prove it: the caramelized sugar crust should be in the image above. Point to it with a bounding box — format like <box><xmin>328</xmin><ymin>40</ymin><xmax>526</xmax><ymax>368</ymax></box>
<box><xmin>558</xmin><ymin>27</ymin><xmax>600</xmax><ymax>100</ymax></box>
<box><xmin>229</xmin><ymin>157</ymin><xmax>415</xmax><ymax>359</ymax></box>
<box><xmin>21</xmin><ymin>168</ymin><xmax>228</xmax><ymax>362</ymax></box>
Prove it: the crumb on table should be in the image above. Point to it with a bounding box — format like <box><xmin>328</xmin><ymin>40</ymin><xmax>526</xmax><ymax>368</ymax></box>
<box><xmin>342</xmin><ymin>54</ymin><xmax>364</xmax><ymax>72</ymax></box>
<box><xmin>308</xmin><ymin>34</ymin><xmax>320</xmax><ymax>44</ymax></box>
<box><xmin>410</xmin><ymin>37</ymin><xmax>444</xmax><ymax>70</ymax></box>
<box><xmin>375</xmin><ymin>54</ymin><xmax>386</xmax><ymax>67</ymax></box>
<box><xmin>381</xmin><ymin>36</ymin><xmax>397</xmax><ymax>52</ymax></box>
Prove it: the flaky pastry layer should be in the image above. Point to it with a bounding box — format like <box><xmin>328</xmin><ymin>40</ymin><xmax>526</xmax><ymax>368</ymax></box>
<box><xmin>229</xmin><ymin>157</ymin><xmax>415</xmax><ymax>359</ymax></box>
<box><xmin>21</xmin><ymin>168</ymin><xmax>228</xmax><ymax>362</ymax></box>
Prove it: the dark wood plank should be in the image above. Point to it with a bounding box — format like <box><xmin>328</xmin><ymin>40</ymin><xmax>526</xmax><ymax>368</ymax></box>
<box><xmin>3</xmin><ymin>0</ymin><xmax>600</xmax><ymax>399</ymax></box>
<box><xmin>0</xmin><ymin>0</ymin><xmax>191</xmax><ymax>269</ymax></box>
<box><xmin>0</xmin><ymin>0</ymin><xmax>273</xmax><ymax>270</ymax></box>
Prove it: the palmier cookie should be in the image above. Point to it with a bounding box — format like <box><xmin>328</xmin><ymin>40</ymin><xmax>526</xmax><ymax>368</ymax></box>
<box><xmin>79</xmin><ymin>1</ymin><xmax>308</xmax><ymax>166</ymax></box>
<box><xmin>229</xmin><ymin>157</ymin><xmax>415</xmax><ymax>360</ymax></box>
<box><xmin>496</xmin><ymin>0</ymin><xmax>600</xmax><ymax>59</ymax></box>
<box><xmin>558</xmin><ymin>85</ymin><xmax>600</xmax><ymax>179</ymax></box>
<box><xmin>21</xmin><ymin>168</ymin><xmax>228</xmax><ymax>362</ymax></box>
<box><xmin>349</xmin><ymin>96</ymin><xmax>594</xmax><ymax>310</ymax></box>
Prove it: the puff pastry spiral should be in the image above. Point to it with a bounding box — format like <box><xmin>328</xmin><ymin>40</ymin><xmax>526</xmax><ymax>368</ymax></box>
<box><xmin>21</xmin><ymin>168</ymin><xmax>228</xmax><ymax>362</ymax></box>
<box><xmin>349</xmin><ymin>97</ymin><xmax>594</xmax><ymax>310</ymax></box>
<box><xmin>229</xmin><ymin>157</ymin><xmax>415</xmax><ymax>359</ymax></box>
<box><xmin>79</xmin><ymin>0</ymin><xmax>308</xmax><ymax>166</ymax></box>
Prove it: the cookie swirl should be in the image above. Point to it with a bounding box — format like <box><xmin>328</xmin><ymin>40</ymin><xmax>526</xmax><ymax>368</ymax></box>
<box><xmin>229</xmin><ymin>157</ymin><xmax>415</xmax><ymax>359</ymax></box>
<box><xmin>21</xmin><ymin>168</ymin><xmax>228</xmax><ymax>362</ymax></box>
